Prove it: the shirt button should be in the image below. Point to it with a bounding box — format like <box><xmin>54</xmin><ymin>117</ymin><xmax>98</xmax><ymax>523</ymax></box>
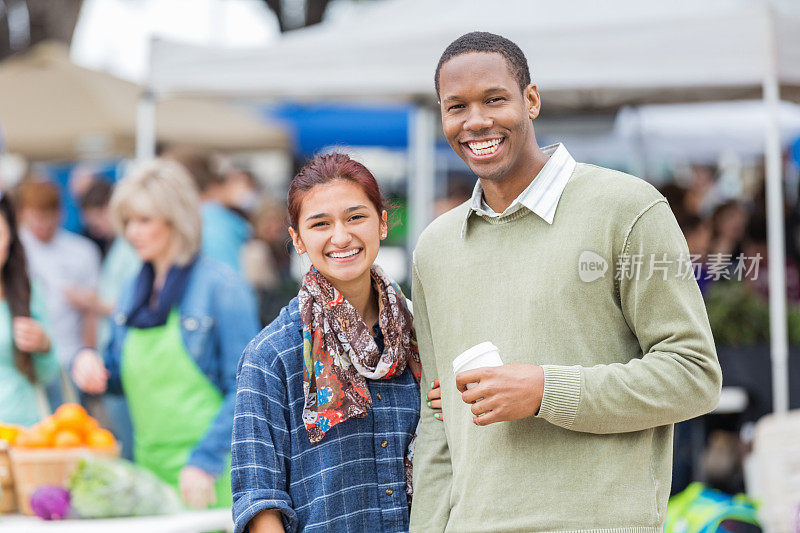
<box><xmin>380</xmin><ymin>440</ymin><xmax>388</xmax><ymax>448</ymax></box>
<box><xmin>376</xmin><ymin>393</ymin><xmax>382</xmax><ymax>400</ymax></box>
<box><xmin>385</xmin><ymin>489</ymin><xmax>393</xmax><ymax>496</ymax></box>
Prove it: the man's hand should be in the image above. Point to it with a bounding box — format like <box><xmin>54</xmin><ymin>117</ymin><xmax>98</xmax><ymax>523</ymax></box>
<box><xmin>456</xmin><ymin>363</ymin><xmax>545</xmax><ymax>426</ymax></box>
<box><xmin>179</xmin><ymin>465</ymin><xmax>217</xmax><ymax>509</ymax></box>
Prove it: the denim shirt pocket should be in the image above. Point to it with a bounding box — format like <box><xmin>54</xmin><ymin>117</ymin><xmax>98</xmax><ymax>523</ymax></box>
<box><xmin>180</xmin><ymin>314</ymin><xmax>215</xmax><ymax>364</ymax></box>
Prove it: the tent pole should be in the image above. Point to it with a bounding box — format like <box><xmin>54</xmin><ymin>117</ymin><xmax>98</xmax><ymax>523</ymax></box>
<box><xmin>136</xmin><ymin>90</ymin><xmax>156</xmax><ymax>161</ymax></box>
<box><xmin>408</xmin><ymin>104</ymin><xmax>436</xmax><ymax>257</ymax></box>
<box><xmin>762</xmin><ymin>5</ymin><xmax>789</xmax><ymax>414</ymax></box>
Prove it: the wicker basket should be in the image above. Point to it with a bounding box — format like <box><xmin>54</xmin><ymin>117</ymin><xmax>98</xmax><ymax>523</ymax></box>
<box><xmin>0</xmin><ymin>441</ymin><xmax>15</xmax><ymax>513</ymax></box>
<box><xmin>8</xmin><ymin>446</ymin><xmax>120</xmax><ymax>516</ymax></box>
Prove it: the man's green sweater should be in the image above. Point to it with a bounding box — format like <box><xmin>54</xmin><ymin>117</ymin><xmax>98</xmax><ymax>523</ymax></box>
<box><xmin>409</xmin><ymin>163</ymin><xmax>722</xmax><ymax>532</ymax></box>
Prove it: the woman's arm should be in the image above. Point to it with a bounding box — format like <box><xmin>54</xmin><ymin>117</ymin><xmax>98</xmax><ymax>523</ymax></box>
<box><xmin>250</xmin><ymin>510</ymin><xmax>285</xmax><ymax>533</ymax></box>
<box><xmin>231</xmin><ymin>335</ymin><xmax>297</xmax><ymax>533</ymax></box>
<box><xmin>186</xmin><ymin>277</ymin><xmax>260</xmax><ymax>476</ymax></box>
<box><xmin>72</xmin><ymin>304</ymin><xmax>126</xmax><ymax>396</ymax></box>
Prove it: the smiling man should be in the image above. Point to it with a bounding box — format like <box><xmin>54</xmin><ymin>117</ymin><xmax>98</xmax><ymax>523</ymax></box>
<box><xmin>409</xmin><ymin>32</ymin><xmax>722</xmax><ymax>532</ymax></box>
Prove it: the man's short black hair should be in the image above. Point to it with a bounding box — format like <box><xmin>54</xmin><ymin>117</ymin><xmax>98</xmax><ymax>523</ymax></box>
<box><xmin>434</xmin><ymin>31</ymin><xmax>531</xmax><ymax>98</ymax></box>
<box><xmin>79</xmin><ymin>178</ymin><xmax>113</xmax><ymax>210</ymax></box>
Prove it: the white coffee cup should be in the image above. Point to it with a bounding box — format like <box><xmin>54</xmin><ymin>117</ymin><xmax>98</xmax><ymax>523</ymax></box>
<box><xmin>452</xmin><ymin>341</ymin><xmax>504</xmax><ymax>389</ymax></box>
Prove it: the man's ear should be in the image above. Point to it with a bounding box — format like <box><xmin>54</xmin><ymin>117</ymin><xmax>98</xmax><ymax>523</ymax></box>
<box><xmin>525</xmin><ymin>84</ymin><xmax>541</xmax><ymax>120</ymax></box>
<box><xmin>288</xmin><ymin>227</ymin><xmax>305</xmax><ymax>254</ymax></box>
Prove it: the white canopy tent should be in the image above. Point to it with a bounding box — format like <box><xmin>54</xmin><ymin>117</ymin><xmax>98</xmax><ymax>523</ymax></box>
<box><xmin>614</xmin><ymin>100</ymin><xmax>800</xmax><ymax>163</ymax></box>
<box><xmin>143</xmin><ymin>0</ymin><xmax>800</xmax><ymax>413</ymax></box>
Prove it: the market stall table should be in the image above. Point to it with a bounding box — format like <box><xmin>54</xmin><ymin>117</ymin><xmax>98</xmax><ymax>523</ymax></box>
<box><xmin>0</xmin><ymin>508</ymin><xmax>233</xmax><ymax>532</ymax></box>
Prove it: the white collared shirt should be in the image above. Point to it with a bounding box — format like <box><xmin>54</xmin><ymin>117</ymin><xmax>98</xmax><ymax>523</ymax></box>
<box><xmin>461</xmin><ymin>143</ymin><xmax>577</xmax><ymax>238</ymax></box>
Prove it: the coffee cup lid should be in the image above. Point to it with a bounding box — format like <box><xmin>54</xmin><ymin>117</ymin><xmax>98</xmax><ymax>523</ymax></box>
<box><xmin>452</xmin><ymin>341</ymin><xmax>499</xmax><ymax>373</ymax></box>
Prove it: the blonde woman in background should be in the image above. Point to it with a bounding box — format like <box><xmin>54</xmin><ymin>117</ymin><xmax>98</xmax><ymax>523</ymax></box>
<box><xmin>72</xmin><ymin>159</ymin><xmax>260</xmax><ymax>509</ymax></box>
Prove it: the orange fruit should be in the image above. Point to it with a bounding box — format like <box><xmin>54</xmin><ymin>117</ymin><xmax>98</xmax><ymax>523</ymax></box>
<box><xmin>84</xmin><ymin>417</ymin><xmax>99</xmax><ymax>432</ymax></box>
<box><xmin>35</xmin><ymin>417</ymin><xmax>58</xmax><ymax>440</ymax></box>
<box><xmin>53</xmin><ymin>404</ymin><xmax>89</xmax><ymax>432</ymax></box>
<box><xmin>0</xmin><ymin>426</ymin><xmax>21</xmax><ymax>445</ymax></box>
<box><xmin>54</xmin><ymin>429</ymin><xmax>82</xmax><ymax>448</ymax></box>
<box><xmin>14</xmin><ymin>429</ymin><xmax>50</xmax><ymax>448</ymax></box>
<box><xmin>87</xmin><ymin>428</ymin><xmax>116</xmax><ymax>450</ymax></box>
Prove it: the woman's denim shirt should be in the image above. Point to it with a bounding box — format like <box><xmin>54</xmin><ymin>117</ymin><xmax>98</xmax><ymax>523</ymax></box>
<box><xmin>103</xmin><ymin>255</ymin><xmax>260</xmax><ymax>475</ymax></box>
<box><xmin>231</xmin><ymin>297</ymin><xmax>420</xmax><ymax>533</ymax></box>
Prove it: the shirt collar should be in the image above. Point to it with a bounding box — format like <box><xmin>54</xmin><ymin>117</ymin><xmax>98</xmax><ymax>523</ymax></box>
<box><xmin>461</xmin><ymin>143</ymin><xmax>576</xmax><ymax>238</ymax></box>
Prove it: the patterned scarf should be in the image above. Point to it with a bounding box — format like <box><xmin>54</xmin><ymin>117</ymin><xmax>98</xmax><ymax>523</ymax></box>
<box><xmin>299</xmin><ymin>264</ymin><xmax>421</xmax><ymax>497</ymax></box>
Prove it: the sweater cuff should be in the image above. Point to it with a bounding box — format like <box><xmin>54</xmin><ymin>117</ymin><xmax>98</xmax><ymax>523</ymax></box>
<box><xmin>536</xmin><ymin>365</ymin><xmax>582</xmax><ymax>429</ymax></box>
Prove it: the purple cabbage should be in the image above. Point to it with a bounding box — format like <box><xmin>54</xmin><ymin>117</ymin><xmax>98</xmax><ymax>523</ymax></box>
<box><xmin>30</xmin><ymin>485</ymin><xmax>71</xmax><ymax>520</ymax></box>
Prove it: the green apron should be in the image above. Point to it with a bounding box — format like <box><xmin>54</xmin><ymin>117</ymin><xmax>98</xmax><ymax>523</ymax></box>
<box><xmin>121</xmin><ymin>309</ymin><xmax>232</xmax><ymax>508</ymax></box>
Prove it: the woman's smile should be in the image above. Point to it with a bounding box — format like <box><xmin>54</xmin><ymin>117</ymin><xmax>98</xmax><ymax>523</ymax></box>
<box><xmin>326</xmin><ymin>247</ymin><xmax>363</xmax><ymax>261</ymax></box>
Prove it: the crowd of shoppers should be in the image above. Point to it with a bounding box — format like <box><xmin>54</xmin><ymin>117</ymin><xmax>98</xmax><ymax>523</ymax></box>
<box><xmin>71</xmin><ymin>159</ymin><xmax>260</xmax><ymax>508</ymax></box>
<box><xmin>0</xmin><ymin>148</ymin><xmax>296</xmax><ymax>510</ymax></box>
<box><xmin>661</xmin><ymin>164</ymin><xmax>800</xmax><ymax>301</ymax></box>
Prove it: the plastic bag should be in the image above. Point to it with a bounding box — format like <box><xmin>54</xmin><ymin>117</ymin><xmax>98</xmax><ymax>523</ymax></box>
<box><xmin>69</xmin><ymin>457</ymin><xmax>183</xmax><ymax>518</ymax></box>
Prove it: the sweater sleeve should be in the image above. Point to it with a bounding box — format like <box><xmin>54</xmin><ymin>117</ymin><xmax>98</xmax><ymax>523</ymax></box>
<box><xmin>409</xmin><ymin>259</ymin><xmax>453</xmax><ymax>532</ymax></box>
<box><xmin>536</xmin><ymin>199</ymin><xmax>722</xmax><ymax>434</ymax></box>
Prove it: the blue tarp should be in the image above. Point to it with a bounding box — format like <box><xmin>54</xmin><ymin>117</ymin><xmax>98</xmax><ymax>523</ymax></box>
<box><xmin>266</xmin><ymin>103</ymin><xmax>413</xmax><ymax>156</ymax></box>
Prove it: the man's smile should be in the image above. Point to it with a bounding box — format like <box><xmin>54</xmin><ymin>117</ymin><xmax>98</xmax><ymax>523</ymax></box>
<box><xmin>462</xmin><ymin>137</ymin><xmax>504</xmax><ymax>159</ymax></box>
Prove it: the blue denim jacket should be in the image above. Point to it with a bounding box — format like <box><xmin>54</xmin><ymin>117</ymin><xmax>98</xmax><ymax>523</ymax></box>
<box><xmin>104</xmin><ymin>255</ymin><xmax>260</xmax><ymax>475</ymax></box>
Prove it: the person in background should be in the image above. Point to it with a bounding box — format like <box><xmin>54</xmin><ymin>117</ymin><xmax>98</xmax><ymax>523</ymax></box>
<box><xmin>743</xmin><ymin>213</ymin><xmax>800</xmax><ymax>302</ymax></box>
<box><xmin>677</xmin><ymin>212</ymin><xmax>714</xmax><ymax>295</ymax></box>
<box><xmin>17</xmin><ymin>179</ymin><xmax>100</xmax><ymax>410</ymax></box>
<box><xmin>241</xmin><ymin>193</ymin><xmax>296</xmax><ymax>325</ymax></box>
<box><xmin>684</xmin><ymin>164</ymin><xmax>722</xmax><ymax>218</ymax></box>
<box><xmin>0</xmin><ymin>193</ymin><xmax>57</xmax><ymax>427</ymax></box>
<box><xmin>67</xmin><ymin>177</ymin><xmax>141</xmax><ymax>459</ymax></box>
<box><xmin>708</xmin><ymin>200</ymin><xmax>749</xmax><ymax>260</ymax></box>
<box><xmin>71</xmin><ymin>159</ymin><xmax>259</xmax><ymax>510</ymax></box>
<box><xmin>659</xmin><ymin>182</ymin><xmax>688</xmax><ymax>221</ymax></box>
<box><xmin>69</xmin><ymin>178</ymin><xmax>142</xmax><ymax>352</ymax></box>
<box><xmin>223</xmin><ymin>167</ymin><xmax>261</xmax><ymax>218</ymax></box>
<box><xmin>78</xmin><ymin>178</ymin><xmax>115</xmax><ymax>257</ymax></box>
<box><xmin>433</xmin><ymin>180</ymin><xmax>474</xmax><ymax>217</ymax></box>
<box><xmin>162</xmin><ymin>147</ymin><xmax>252</xmax><ymax>274</ymax></box>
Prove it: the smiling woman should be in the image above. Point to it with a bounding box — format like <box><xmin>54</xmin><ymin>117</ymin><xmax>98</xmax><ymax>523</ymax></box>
<box><xmin>231</xmin><ymin>153</ymin><xmax>431</xmax><ymax>533</ymax></box>
<box><xmin>71</xmin><ymin>159</ymin><xmax>261</xmax><ymax>512</ymax></box>
<box><xmin>285</xmin><ymin>154</ymin><xmax>395</xmax><ymax>334</ymax></box>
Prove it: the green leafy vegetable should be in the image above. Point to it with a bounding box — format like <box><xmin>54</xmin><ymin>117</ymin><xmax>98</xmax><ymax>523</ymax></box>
<box><xmin>69</xmin><ymin>457</ymin><xmax>183</xmax><ymax>518</ymax></box>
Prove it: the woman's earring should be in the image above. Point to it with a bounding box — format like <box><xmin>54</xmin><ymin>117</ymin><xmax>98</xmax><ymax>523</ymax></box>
<box><xmin>380</xmin><ymin>232</ymin><xmax>387</xmax><ymax>239</ymax></box>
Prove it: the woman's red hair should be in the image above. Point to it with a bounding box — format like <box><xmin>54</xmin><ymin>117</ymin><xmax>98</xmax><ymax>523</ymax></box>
<box><xmin>287</xmin><ymin>153</ymin><xmax>388</xmax><ymax>229</ymax></box>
